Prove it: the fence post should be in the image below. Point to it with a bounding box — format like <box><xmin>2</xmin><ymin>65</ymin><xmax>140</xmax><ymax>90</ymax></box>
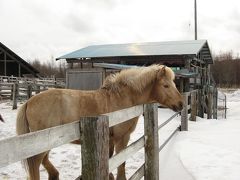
<box><xmin>27</xmin><ymin>85</ymin><xmax>32</xmax><ymax>99</ymax></box>
<box><xmin>36</xmin><ymin>85</ymin><xmax>41</xmax><ymax>94</ymax></box>
<box><xmin>190</xmin><ymin>91</ymin><xmax>197</xmax><ymax>121</ymax></box>
<box><xmin>181</xmin><ymin>93</ymin><xmax>188</xmax><ymax>131</ymax></box>
<box><xmin>144</xmin><ymin>103</ymin><xmax>159</xmax><ymax>180</ymax></box>
<box><xmin>213</xmin><ymin>88</ymin><xmax>218</xmax><ymax>119</ymax></box>
<box><xmin>207</xmin><ymin>86</ymin><xmax>213</xmax><ymax>119</ymax></box>
<box><xmin>224</xmin><ymin>94</ymin><xmax>227</xmax><ymax>119</ymax></box>
<box><xmin>12</xmin><ymin>83</ymin><xmax>18</xmax><ymax>110</ymax></box>
<box><xmin>80</xmin><ymin>116</ymin><xmax>109</xmax><ymax>180</ymax></box>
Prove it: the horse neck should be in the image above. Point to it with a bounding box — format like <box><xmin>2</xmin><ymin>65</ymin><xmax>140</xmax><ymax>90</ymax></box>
<box><xmin>104</xmin><ymin>84</ymin><xmax>154</xmax><ymax>112</ymax></box>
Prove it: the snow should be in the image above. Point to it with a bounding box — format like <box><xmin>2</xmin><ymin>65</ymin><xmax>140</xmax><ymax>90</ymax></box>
<box><xmin>0</xmin><ymin>89</ymin><xmax>240</xmax><ymax>180</ymax></box>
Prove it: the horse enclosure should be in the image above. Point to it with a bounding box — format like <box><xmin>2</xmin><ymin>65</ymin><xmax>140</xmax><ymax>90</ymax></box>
<box><xmin>0</xmin><ymin>75</ymin><xmax>65</xmax><ymax>109</ymax></box>
<box><xmin>0</xmin><ymin>89</ymin><xmax>195</xmax><ymax>179</ymax></box>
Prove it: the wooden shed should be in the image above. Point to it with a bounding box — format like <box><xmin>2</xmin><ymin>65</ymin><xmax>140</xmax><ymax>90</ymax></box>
<box><xmin>57</xmin><ymin>40</ymin><xmax>213</xmax><ymax>89</ymax></box>
<box><xmin>0</xmin><ymin>42</ymin><xmax>39</xmax><ymax>77</ymax></box>
<box><xmin>57</xmin><ymin>40</ymin><xmax>216</xmax><ymax>118</ymax></box>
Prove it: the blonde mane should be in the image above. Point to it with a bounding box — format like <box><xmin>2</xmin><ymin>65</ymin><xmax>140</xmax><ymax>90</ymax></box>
<box><xmin>102</xmin><ymin>64</ymin><xmax>175</xmax><ymax>93</ymax></box>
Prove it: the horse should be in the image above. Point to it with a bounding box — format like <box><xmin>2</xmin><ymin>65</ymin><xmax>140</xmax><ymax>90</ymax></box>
<box><xmin>16</xmin><ymin>64</ymin><xmax>183</xmax><ymax>180</ymax></box>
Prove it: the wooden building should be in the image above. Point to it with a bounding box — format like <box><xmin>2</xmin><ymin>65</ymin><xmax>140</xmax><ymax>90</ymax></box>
<box><xmin>57</xmin><ymin>40</ymin><xmax>217</xmax><ymax>118</ymax></box>
<box><xmin>0</xmin><ymin>42</ymin><xmax>39</xmax><ymax>77</ymax></box>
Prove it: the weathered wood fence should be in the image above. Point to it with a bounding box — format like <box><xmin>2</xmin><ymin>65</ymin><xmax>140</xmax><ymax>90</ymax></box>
<box><xmin>0</xmin><ymin>76</ymin><xmax>65</xmax><ymax>109</ymax></box>
<box><xmin>0</xmin><ymin>91</ymin><xmax>196</xmax><ymax>179</ymax></box>
<box><xmin>217</xmin><ymin>91</ymin><xmax>227</xmax><ymax>119</ymax></box>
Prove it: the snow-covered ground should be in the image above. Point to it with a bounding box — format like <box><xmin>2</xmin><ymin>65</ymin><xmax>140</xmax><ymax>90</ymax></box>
<box><xmin>0</xmin><ymin>89</ymin><xmax>239</xmax><ymax>180</ymax></box>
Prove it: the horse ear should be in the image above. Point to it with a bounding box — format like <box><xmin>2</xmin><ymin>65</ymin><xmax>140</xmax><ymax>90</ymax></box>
<box><xmin>157</xmin><ymin>65</ymin><xmax>166</xmax><ymax>79</ymax></box>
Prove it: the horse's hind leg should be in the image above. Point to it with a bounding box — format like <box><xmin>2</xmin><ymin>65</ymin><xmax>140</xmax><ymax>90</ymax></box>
<box><xmin>115</xmin><ymin>133</ymin><xmax>130</xmax><ymax>180</ymax></box>
<box><xmin>42</xmin><ymin>151</ymin><xmax>59</xmax><ymax>180</ymax></box>
<box><xmin>25</xmin><ymin>153</ymin><xmax>46</xmax><ymax>180</ymax></box>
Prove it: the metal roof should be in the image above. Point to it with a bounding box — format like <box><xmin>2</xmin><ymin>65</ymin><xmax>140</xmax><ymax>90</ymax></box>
<box><xmin>57</xmin><ymin>40</ymin><xmax>213</xmax><ymax>63</ymax></box>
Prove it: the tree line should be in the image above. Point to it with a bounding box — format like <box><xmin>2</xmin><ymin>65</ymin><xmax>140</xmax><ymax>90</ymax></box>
<box><xmin>28</xmin><ymin>57</ymin><xmax>67</xmax><ymax>78</ymax></box>
<box><xmin>211</xmin><ymin>51</ymin><xmax>240</xmax><ymax>87</ymax></box>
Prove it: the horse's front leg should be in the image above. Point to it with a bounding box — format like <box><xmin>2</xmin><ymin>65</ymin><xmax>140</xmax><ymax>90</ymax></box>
<box><xmin>115</xmin><ymin>133</ymin><xmax>130</xmax><ymax>180</ymax></box>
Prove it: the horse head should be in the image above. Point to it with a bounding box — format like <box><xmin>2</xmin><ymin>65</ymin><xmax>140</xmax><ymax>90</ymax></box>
<box><xmin>152</xmin><ymin>66</ymin><xmax>183</xmax><ymax>112</ymax></box>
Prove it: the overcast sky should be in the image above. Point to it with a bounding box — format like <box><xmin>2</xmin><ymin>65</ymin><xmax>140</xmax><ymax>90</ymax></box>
<box><xmin>0</xmin><ymin>0</ymin><xmax>240</xmax><ymax>62</ymax></box>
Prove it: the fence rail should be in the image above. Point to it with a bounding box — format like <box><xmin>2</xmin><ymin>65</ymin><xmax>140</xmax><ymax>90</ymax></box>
<box><xmin>0</xmin><ymin>76</ymin><xmax>66</xmax><ymax>109</ymax></box>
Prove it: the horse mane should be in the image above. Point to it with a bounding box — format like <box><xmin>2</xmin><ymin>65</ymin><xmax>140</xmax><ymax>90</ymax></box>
<box><xmin>102</xmin><ymin>64</ymin><xmax>175</xmax><ymax>93</ymax></box>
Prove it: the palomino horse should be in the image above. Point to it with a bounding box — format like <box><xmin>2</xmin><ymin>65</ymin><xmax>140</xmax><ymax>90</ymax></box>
<box><xmin>16</xmin><ymin>65</ymin><xmax>183</xmax><ymax>180</ymax></box>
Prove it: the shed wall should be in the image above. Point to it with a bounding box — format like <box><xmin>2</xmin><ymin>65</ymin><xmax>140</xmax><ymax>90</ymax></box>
<box><xmin>66</xmin><ymin>68</ymin><xmax>105</xmax><ymax>90</ymax></box>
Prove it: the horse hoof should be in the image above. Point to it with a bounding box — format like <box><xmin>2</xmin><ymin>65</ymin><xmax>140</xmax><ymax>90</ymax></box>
<box><xmin>76</xmin><ymin>174</ymin><xmax>114</xmax><ymax>180</ymax></box>
<box><xmin>116</xmin><ymin>176</ymin><xmax>126</xmax><ymax>180</ymax></box>
<box><xmin>49</xmin><ymin>175</ymin><xmax>59</xmax><ymax>180</ymax></box>
<box><xmin>109</xmin><ymin>173</ymin><xmax>115</xmax><ymax>180</ymax></box>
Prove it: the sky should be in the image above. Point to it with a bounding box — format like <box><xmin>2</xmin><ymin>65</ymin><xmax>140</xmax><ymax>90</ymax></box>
<box><xmin>0</xmin><ymin>0</ymin><xmax>240</xmax><ymax>63</ymax></box>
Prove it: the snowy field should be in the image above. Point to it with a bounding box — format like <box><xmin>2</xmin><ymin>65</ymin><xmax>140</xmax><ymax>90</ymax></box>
<box><xmin>0</xmin><ymin>89</ymin><xmax>239</xmax><ymax>180</ymax></box>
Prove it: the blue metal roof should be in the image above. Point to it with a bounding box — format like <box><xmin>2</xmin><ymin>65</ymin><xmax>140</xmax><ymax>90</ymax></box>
<box><xmin>57</xmin><ymin>40</ymin><xmax>212</xmax><ymax>63</ymax></box>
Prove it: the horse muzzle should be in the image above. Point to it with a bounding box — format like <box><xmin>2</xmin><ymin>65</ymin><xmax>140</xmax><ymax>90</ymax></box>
<box><xmin>171</xmin><ymin>101</ymin><xmax>183</xmax><ymax>112</ymax></box>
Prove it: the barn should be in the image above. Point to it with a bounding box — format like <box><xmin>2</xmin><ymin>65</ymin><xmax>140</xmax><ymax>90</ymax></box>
<box><xmin>0</xmin><ymin>42</ymin><xmax>39</xmax><ymax>77</ymax></box>
<box><xmin>57</xmin><ymin>40</ymin><xmax>213</xmax><ymax>89</ymax></box>
<box><xmin>57</xmin><ymin>39</ymin><xmax>216</xmax><ymax>118</ymax></box>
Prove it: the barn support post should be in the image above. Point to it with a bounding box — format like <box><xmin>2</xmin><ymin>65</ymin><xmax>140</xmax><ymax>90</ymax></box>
<box><xmin>18</xmin><ymin>63</ymin><xmax>21</xmax><ymax>77</ymax></box>
<box><xmin>190</xmin><ymin>91</ymin><xmax>197</xmax><ymax>121</ymax></box>
<box><xmin>181</xmin><ymin>93</ymin><xmax>188</xmax><ymax>131</ymax></box>
<box><xmin>12</xmin><ymin>83</ymin><xmax>18</xmax><ymax>110</ymax></box>
<box><xmin>4</xmin><ymin>52</ymin><xmax>7</xmax><ymax>76</ymax></box>
<box><xmin>80</xmin><ymin>116</ymin><xmax>109</xmax><ymax>180</ymax></box>
<box><xmin>144</xmin><ymin>103</ymin><xmax>159</xmax><ymax>180</ymax></box>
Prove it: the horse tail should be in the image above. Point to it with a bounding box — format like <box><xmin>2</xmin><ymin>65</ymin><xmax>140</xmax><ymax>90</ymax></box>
<box><xmin>16</xmin><ymin>102</ymin><xmax>39</xmax><ymax>180</ymax></box>
<box><xmin>16</xmin><ymin>102</ymin><xmax>29</xmax><ymax>135</ymax></box>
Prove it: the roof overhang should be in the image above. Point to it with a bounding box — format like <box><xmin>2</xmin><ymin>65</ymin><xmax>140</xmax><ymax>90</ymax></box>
<box><xmin>57</xmin><ymin>40</ymin><xmax>213</xmax><ymax>64</ymax></box>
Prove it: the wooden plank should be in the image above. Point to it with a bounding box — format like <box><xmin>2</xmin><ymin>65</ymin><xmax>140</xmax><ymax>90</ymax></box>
<box><xmin>129</xmin><ymin>163</ymin><xmax>145</xmax><ymax>180</ymax></box>
<box><xmin>12</xmin><ymin>83</ymin><xmax>18</xmax><ymax>110</ymax></box>
<box><xmin>107</xmin><ymin>105</ymin><xmax>143</xmax><ymax>127</ymax></box>
<box><xmin>109</xmin><ymin>136</ymin><xmax>144</xmax><ymax>172</ymax></box>
<box><xmin>190</xmin><ymin>91</ymin><xmax>197</xmax><ymax>121</ymax></box>
<box><xmin>0</xmin><ymin>83</ymin><xmax>14</xmax><ymax>86</ymax></box>
<box><xmin>80</xmin><ymin>116</ymin><xmax>109</xmax><ymax>180</ymax></box>
<box><xmin>159</xmin><ymin>126</ymin><xmax>179</xmax><ymax>152</ymax></box>
<box><xmin>0</xmin><ymin>121</ymin><xmax>80</xmax><ymax>168</ymax></box>
<box><xmin>213</xmin><ymin>88</ymin><xmax>218</xmax><ymax>119</ymax></box>
<box><xmin>207</xmin><ymin>86</ymin><xmax>213</xmax><ymax>119</ymax></box>
<box><xmin>144</xmin><ymin>103</ymin><xmax>159</xmax><ymax>180</ymax></box>
<box><xmin>158</xmin><ymin>112</ymin><xmax>180</xmax><ymax>130</ymax></box>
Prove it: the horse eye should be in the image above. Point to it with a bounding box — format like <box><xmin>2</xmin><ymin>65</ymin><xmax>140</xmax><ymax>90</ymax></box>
<box><xmin>164</xmin><ymin>85</ymin><xmax>169</xmax><ymax>88</ymax></box>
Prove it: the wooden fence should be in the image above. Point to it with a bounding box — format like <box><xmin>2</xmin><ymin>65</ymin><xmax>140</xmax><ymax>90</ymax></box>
<box><xmin>217</xmin><ymin>91</ymin><xmax>227</xmax><ymax>119</ymax></box>
<box><xmin>0</xmin><ymin>76</ymin><xmax>65</xmax><ymax>109</ymax></box>
<box><xmin>0</xmin><ymin>91</ymin><xmax>196</xmax><ymax>179</ymax></box>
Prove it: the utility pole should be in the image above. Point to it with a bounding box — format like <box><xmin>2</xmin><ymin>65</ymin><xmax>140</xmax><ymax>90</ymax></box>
<box><xmin>194</xmin><ymin>0</ymin><xmax>197</xmax><ymax>40</ymax></box>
